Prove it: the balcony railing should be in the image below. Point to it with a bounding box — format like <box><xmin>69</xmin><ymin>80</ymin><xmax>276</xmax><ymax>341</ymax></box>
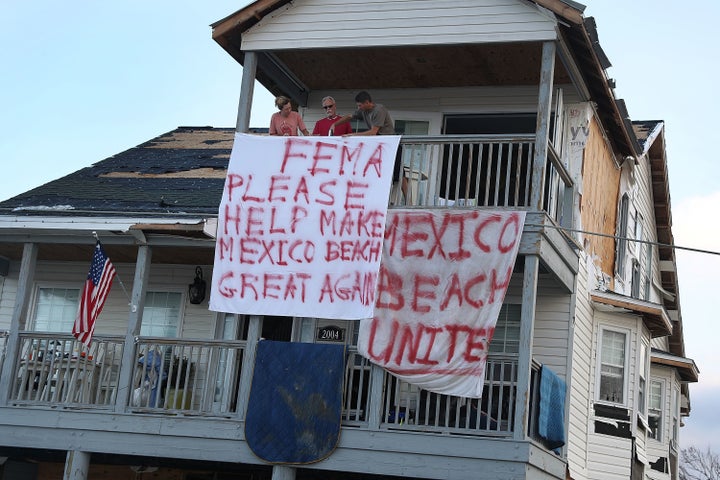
<box><xmin>10</xmin><ymin>333</ymin><xmax>123</xmax><ymax>407</ymax></box>
<box><xmin>343</xmin><ymin>351</ymin><xmax>518</xmax><ymax>436</ymax></box>
<box><xmin>395</xmin><ymin>135</ymin><xmax>572</xmax><ymax>226</ymax></box>
<box><xmin>4</xmin><ymin>333</ymin><xmax>532</xmax><ymax>438</ymax></box>
<box><xmin>130</xmin><ymin>337</ymin><xmax>246</xmax><ymax>416</ymax></box>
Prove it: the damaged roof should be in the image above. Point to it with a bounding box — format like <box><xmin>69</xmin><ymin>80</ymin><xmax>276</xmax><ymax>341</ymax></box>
<box><xmin>0</xmin><ymin>127</ymin><xmax>237</xmax><ymax>217</ymax></box>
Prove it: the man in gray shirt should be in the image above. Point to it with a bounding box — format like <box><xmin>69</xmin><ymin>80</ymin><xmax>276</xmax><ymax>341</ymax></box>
<box><xmin>329</xmin><ymin>91</ymin><xmax>406</xmax><ymax>200</ymax></box>
<box><xmin>329</xmin><ymin>90</ymin><xmax>394</xmax><ymax>136</ymax></box>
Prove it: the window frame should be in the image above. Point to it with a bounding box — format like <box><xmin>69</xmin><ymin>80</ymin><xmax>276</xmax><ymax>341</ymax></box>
<box><xmin>616</xmin><ymin>194</ymin><xmax>630</xmax><ymax>278</ymax></box>
<box><xmin>671</xmin><ymin>387</ymin><xmax>680</xmax><ymax>448</ymax></box>
<box><xmin>140</xmin><ymin>290</ymin><xmax>186</xmax><ymax>338</ymax></box>
<box><xmin>488</xmin><ymin>303</ymin><xmax>522</xmax><ymax>355</ymax></box>
<box><xmin>648</xmin><ymin>378</ymin><xmax>664</xmax><ymax>442</ymax></box>
<box><xmin>637</xmin><ymin>340</ymin><xmax>649</xmax><ymax>416</ymax></box>
<box><xmin>642</xmin><ymin>237</ymin><xmax>653</xmax><ymax>300</ymax></box>
<box><xmin>28</xmin><ymin>283</ymin><xmax>81</xmax><ymax>333</ymax></box>
<box><xmin>596</xmin><ymin>325</ymin><xmax>630</xmax><ymax>406</ymax></box>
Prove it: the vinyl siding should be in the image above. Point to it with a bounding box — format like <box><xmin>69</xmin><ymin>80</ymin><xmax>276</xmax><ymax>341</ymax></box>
<box><xmin>0</xmin><ymin>275</ymin><xmax>16</xmax><ymax>331</ymax></box>
<box><xmin>241</xmin><ymin>0</ymin><xmax>557</xmax><ymax>51</ymax></box>
<box><xmin>23</xmin><ymin>262</ymin><xmax>217</xmax><ymax>339</ymax></box>
<box><xmin>533</xmin><ymin>279</ymin><xmax>571</xmax><ymax>375</ymax></box>
<box><xmin>566</xmin><ymin>253</ymin><xmax>594</xmax><ymax>480</ymax></box>
<box><xmin>587</xmin><ymin>434</ymin><xmax>632</xmax><ymax>479</ymax></box>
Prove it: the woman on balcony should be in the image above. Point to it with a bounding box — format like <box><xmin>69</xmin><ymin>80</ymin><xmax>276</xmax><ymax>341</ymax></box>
<box><xmin>269</xmin><ymin>96</ymin><xmax>310</xmax><ymax>136</ymax></box>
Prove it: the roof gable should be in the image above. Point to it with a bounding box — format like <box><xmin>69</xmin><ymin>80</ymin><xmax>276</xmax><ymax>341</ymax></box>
<box><xmin>240</xmin><ymin>0</ymin><xmax>558</xmax><ymax>51</ymax></box>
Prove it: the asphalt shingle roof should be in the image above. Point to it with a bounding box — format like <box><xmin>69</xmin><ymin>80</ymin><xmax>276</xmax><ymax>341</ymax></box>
<box><xmin>0</xmin><ymin>127</ymin><xmax>238</xmax><ymax>217</ymax></box>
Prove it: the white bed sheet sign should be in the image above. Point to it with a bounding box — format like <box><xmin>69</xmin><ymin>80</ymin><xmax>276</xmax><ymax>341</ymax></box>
<box><xmin>358</xmin><ymin>209</ymin><xmax>526</xmax><ymax>398</ymax></box>
<box><xmin>210</xmin><ymin>133</ymin><xmax>400</xmax><ymax>320</ymax></box>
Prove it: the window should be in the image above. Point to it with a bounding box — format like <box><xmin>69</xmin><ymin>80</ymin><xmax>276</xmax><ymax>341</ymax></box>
<box><xmin>648</xmin><ymin>379</ymin><xmax>663</xmax><ymax>441</ymax></box>
<box><xmin>31</xmin><ymin>287</ymin><xmax>80</xmax><ymax>332</ymax></box>
<box><xmin>671</xmin><ymin>387</ymin><xmax>679</xmax><ymax>447</ymax></box>
<box><xmin>631</xmin><ymin>259</ymin><xmax>641</xmax><ymax>298</ymax></box>
<box><xmin>616</xmin><ymin>194</ymin><xmax>630</xmax><ymax>277</ymax></box>
<box><xmin>489</xmin><ymin>304</ymin><xmax>521</xmax><ymax>354</ymax></box>
<box><xmin>598</xmin><ymin>328</ymin><xmax>627</xmax><ymax>404</ymax></box>
<box><xmin>638</xmin><ymin>342</ymin><xmax>649</xmax><ymax>415</ymax></box>
<box><xmin>631</xmin><ymin>212</ymin><xmax>644</xmax><ymax>253</ymax></box>
<box><xmin>141</xmin><ymin>291</ymin><xmax>182</xmax><ymax>337</ymax></box>
<box><xmin>642</xmin><ymin>240</ymin><xmax>653</xmax><ymax>300</ymax></box>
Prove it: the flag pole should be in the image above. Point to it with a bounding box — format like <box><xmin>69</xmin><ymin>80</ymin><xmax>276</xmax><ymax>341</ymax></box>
<box><xmin>92</xmin><ymin>231</ymin><xmax>132</xmax><ymax>304</ymax></box>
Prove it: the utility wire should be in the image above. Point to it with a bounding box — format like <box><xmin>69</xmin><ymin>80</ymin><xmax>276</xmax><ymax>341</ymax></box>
<box><xmin>526</xmin><ymin>223</ymin><xmax>720</xmax><ymax>257</ymax></box>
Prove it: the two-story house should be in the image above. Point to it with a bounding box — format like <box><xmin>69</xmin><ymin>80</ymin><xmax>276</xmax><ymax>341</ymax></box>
<box><xmin>0</xmin><ymin>1</ymin><xmax>697</xmax><ymax>479</ymax></box>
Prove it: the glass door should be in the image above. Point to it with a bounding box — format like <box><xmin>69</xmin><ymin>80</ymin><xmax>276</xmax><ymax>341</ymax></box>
<box><xmin>393</xmin><ymin>111</ymin><xmax>442</xmax><ymax>205</ymax></box>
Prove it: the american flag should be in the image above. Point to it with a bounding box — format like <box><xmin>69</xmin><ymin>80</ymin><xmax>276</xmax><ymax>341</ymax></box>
<box><xmin>73</xmin><ymin>241</ymin><xmax>116</xmax><ymax>347</ymax></box>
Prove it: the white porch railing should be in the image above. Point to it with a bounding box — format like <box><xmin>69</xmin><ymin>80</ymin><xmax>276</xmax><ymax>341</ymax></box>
<box><xmin>5</xmin><ymin>333</ymin><xmax>532</xmax><ymax>438</ymax></box>
<box><xmin>10</xmin><ymin>333</ymin><xmax>124</xmax><ymax>407</ymax></box>
<box><xmin>396</xmin><ymin>135</ymin><xmax>572</xmax><ymax>226</ymax></box>
<box><xmin>130</xmin><ymin>337</ymin><xmax>246</xmax><ymax>416</ymax></box>
<box><xmin>343</xmin><ymin>350</ymin><xmax>519</xmax><ymax>436</ymax></box>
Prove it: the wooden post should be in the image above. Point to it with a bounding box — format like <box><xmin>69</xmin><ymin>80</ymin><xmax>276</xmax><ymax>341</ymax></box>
<box><xmin>235</xmin><ymin>315</ymin><xmax>262</xmax><ymax>419</ymax></box>
<box><xmin>531</xmin><ymin>41</ymin><xmax>557</xmax><ymax>210</ymax></box>
<box><xmin>366</xmin><ymin>364</ymin><xmax>385</xmax><ymax>429</ymax></box>
<box><xmin>513</xmin><ymin>254</ymin><xmax>539</xmax><ymax>439</ymax></box>
<box><xmin>63</xmin><ymin>450</ymin><xmax>90</xmax><ymax>480</ymax></box>
<box><xmin>114</xmin><ymin>245</ymin><xmax>151</xmax><ymax>412</ymax></box>
<box><xmin>236</xmin><ymin>51</ymin><xmax>257</xmax><ymax>133</ymax></box>
<box><xmin>0</xmin><ymin>243</ymin><xmax>37</xmax><ymax>405</ymax></box>
<box><xmin>272</xmin><ymin>465</ymin><xmax>296</xmax><ymax>480</ymax></box>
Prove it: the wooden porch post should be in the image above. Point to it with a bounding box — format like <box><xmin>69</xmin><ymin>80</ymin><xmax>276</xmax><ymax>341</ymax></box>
<box><xmin>114</xmin><ymin>245</ymin><xmax>151</xmax><ymax>412</ymax></box>
<box><xmin>63</xmin><ymin>450</ymin><xmax>90</xmax><ymax>480</ymax></box>
<box><xmin>272</xmin><ymin>465</ymin><xmax>296</xmax><ymax>480</ymax></box>
<box><xmin>0</xmin><ymin>243</ymin><xmax>38</xmax><ymax>405</ymax></box>
<box><xmin>530</xmin><ymin>41</ymin><xmax>557</xmax><ymax>210</ymax></box>
<box><xmin>236</xmin><ymin>51</ymin><xmax>257</xmax><ymax>133</ymax></box>
<box><xmin>513</xmin><ymin>254</ymin><xmax>539</xmax><ymax>440</ymax></box>
<box><xmin>235</xmin><ymin>315</ymin><xmax>261</xmax><ymax>419</ymax></box>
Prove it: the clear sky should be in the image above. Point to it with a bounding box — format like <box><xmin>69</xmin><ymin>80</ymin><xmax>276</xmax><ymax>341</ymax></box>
<box><xmin>1</xmin><ymin>0</ymin><xmax>718</xmax><ymax>453</ymax></box>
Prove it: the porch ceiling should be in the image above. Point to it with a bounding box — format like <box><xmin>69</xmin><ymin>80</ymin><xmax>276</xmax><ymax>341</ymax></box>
<box><xmin>266</xmin><ymin>43</ymin><xmax>573</xmax><ymax>93</ymax></box>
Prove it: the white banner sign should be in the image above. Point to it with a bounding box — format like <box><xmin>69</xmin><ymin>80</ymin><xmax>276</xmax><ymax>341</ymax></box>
<box><xmin>358</xmin><ymin>209</ymin><xmax>526</xmax><ymax>398</ymax></box>
<box><xmin>210</xmin><ymin>133</ymin><xmax>400</xmax><ymax>320</ymax></box>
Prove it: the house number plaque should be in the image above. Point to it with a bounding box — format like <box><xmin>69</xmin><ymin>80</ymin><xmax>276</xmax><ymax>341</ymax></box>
<box><xmin>316</xmin><ymin>325</ymin><xmax>345</xmax><ymax>343</ymax></box>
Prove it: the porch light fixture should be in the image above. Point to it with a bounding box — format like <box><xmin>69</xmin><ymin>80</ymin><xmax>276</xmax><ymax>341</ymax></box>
<box><xmin>188</xmin><ymin>266</ymin><xmax>207</xmax><ymax>304</ymax></box>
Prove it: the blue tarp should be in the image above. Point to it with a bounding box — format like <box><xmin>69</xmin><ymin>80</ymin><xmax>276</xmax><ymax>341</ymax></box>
<box><xmin>538</xmin><ymin>365</ymin><xmax>566</xmax><ymax>451</ymax></box>
<box><xmin>245</xmin><ymin>340</ymin><xmax>345</xmax><ymax>464</ymax></box>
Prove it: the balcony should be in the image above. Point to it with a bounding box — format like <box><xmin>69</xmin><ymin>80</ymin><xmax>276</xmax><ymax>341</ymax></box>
<box><xmin>394</xmin><ymin>135</ymin><xmax>570</xmax><ymax>224</ymax></box>
<box><xmin>3</xmin><ymin>332</ymin><xmax>550</xmax><ymax>439</ymax></box>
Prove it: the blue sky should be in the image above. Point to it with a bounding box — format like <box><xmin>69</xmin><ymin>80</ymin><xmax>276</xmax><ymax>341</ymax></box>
<box><xmin>1</xmin><ymin>0</ymin><xmax>718</xmax><ymax>453</ymax></box>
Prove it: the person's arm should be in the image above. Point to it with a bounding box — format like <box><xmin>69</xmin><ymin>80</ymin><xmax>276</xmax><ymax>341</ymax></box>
<box><xmin>349</xmin><ymin>126</ymin><xmax>380</xmax><ymax>136</ymax></box>
<box><xmin>328</xmin><ymin>114</ymin><xmax>352</xmax><ymax>135</ymax></box>
<box><xmin>268</xmin><ymin>114</ymin><xmax>278</xmax><ymax>135</ymax></box>
<box><xmin>297</xmin><ymin>113</ymin><xmax>310</xmax><ymax>136</ymax></box>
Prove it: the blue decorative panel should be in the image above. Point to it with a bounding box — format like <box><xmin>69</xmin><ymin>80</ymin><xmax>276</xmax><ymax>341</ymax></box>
<box><xmin>245</xmin><ymin>340</ymin><xmax>345</xmax><ymax>464</ymax></box>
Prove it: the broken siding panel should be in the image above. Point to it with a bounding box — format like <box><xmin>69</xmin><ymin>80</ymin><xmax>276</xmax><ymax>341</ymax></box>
<box><xmin>242</xmin><ymin>0</ymin><xmax>557</xmax><ymax>50</ymax></box>
<box><xmin>581</xmin><ymin>118</ymin><xmax>620</xmax><ymax>282</ymax></box>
